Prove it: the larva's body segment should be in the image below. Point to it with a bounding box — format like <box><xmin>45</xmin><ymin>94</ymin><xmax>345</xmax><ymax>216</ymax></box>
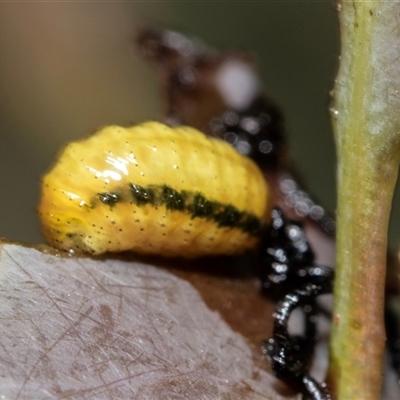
<box><xmin>39</xmin><ymin>121</ymin><xmax>271</xmax><ymax>257</ymax></box>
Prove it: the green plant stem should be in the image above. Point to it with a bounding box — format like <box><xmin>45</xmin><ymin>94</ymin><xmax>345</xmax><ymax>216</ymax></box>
<box><xmin>330</xmin><ymin>2</ymin><xmax>400</xmax><ymax>399</ymax></box>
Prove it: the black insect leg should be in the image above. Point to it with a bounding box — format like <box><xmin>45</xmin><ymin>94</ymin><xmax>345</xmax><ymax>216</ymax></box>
<box><xmin>264</xmin><ymin>265</ymin><xmax>333</xmax><ymax>400</ymax></box>
<box><xmin>302</xmin><ymin>375</ymin><xmax>331</xmax><ymax>400</ymax></box>
<box><xmin>263</xmin><ymin>298</ymin><xmax>318</xmax><ymax>384</ymax></box>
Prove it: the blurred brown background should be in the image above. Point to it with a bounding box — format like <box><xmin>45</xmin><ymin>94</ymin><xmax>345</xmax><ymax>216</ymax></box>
<box><xmin>2</xmin><ymin>2</ymin><xmax>394</xmax><ymax>250</ymax></box>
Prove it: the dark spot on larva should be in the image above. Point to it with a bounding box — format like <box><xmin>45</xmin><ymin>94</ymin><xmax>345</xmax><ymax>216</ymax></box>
<box><xmin>161</xmin><ymin>185</ymin><xmax>186</xmax><ymax>210</ymax></box>
<box><xmin>214</xmin><ymin>204</ymin><xmax>242</xmax><ymax>228</ymax></box>
<box><xmin>241</xmin><ymin>215</ymin><xmax>262</xmax><ymax>234</ymax></box>
<box><xmin>130</xmin><ymin>183</ymin><xmax>156</xmax><ymax>205</ymax></box>
<box><xmin>188</xmin><ymin>193</ymin><xmax>216</xmax><ymax>218</ymax></box>
<box><xmin>98</xmin><ymin>192</ymin><xmax>120</xmax><ymax>207</ymax></box>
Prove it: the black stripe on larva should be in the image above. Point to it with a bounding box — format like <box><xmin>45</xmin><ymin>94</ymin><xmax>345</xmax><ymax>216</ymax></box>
<box><xmin>96</xmin><ymin>183</ymin><xmax>261</xmax><ymax>235</ymax></box>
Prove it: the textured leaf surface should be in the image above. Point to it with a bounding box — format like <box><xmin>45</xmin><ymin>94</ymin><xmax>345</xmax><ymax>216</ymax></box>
<box><xmin>0</xmin><ymin>242</ymin><xmax>290</xmax><ymax>400</ymax></box>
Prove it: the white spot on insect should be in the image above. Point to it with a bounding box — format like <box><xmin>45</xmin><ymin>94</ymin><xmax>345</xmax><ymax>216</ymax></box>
<box><xmin>287</xmin><ymin>225</ymin><xmax>302</xmax><ymax>240</ymax></box>
<box><xmin>79</xmin><ymin>201</ymin><xmax>86</xmax><ymax>207</ymax></box>
<box><xmin>223</xmin><ymin>111</ymin><xmax>239</xmax><ymax>126</ymax></box>
<box><xmin>310</xmin><ymin>205</ymin><xmax>324</xmax><ymax>220</ymax></box>
<box><xmin>259</xmin><ymin>140</ymin><xmax>272</xmax><ymax>154</ymax></box>
<box><xmin>179</xmin><ymin>67</ymin><xmax>196</xmax><ymax>86</ymax></box>
<box><xmin>173</xmin><ymin>165</ymin><xmax>179</xmax><ymax>169</ymax></box>
<box><xmin>152</xmin><ymin>146</ymin><xmax>157</xmax><ymax>152</ymax></box>
<box><xmin>236</xmin><ymin>140</ymin><xmax>251</xmax><ymax>155</ymax></box>
<box><xmin>224</xmin><ymin>131</ymin><xmax>238</xmax><ymax>145</ymax></box>
<box><xmin>214</xmin><ymin>59</ymin><xmax>260</xmax><ymax>111</ymax></box>
<box><xmin>164</xmin><ymin>30</ymin><xmax>194</xmax><ymax>56</ymax></box>
<box><xmin>240</xmin><ymin>117</ymin><xmax>260</xmax><ymax>134</ymax></box>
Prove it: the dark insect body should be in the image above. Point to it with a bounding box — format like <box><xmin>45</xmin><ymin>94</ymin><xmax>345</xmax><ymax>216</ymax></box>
<box><xmin>260</xmin><ymin>209</ymin><xmax>333</xmax><ymax>400</ymax></box>
<box><xmin>137</xmin><ymin>27</ymin><xmax>336</xmax><ymax>400</ymax></box>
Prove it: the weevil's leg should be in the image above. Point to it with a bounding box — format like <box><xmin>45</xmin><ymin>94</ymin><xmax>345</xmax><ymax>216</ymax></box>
<box><xmin>301</xmin><ymin>298</ymin><xmax>319</xmax><ymax>365</ymax></box>
<box><xmin>259</xmin><ymin>208</ymin><xmax>317</xmax><ymax>300</ymax></box>
<box><xmin>264</xmin><ymin>265</ymin><xmax>333</xmax><ymax>400</ymax></box>
<box><xmin>263</xmin><ymin>299</ymin><xmax>318</xmax><ymax>384</ymax></box>
<box><xmin>260</xmin><ymin>208</ymin><xmax>322</xmax><ymax>373</ymax></box>
<box><xmin>302</xmin><ymin>375</ymin><xmax>332</xmax><ymax>400</ymax></box>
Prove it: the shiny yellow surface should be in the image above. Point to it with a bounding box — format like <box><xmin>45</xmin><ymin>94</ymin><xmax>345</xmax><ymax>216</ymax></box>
<box><xmin>39</xmin><ymin>121</ymin><xmax>270</xmax><ymax>257</ymax></box>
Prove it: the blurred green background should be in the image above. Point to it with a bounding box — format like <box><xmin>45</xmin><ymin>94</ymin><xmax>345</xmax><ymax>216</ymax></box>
<box><xmin>2</xmin><ymin>2</ymin><xmax>395</xmax><ymax>251</ymax></box>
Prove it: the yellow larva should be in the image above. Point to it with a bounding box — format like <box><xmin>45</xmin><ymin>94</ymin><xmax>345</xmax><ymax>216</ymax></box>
<box><xmin>38</xmin><ymin>121</ymin><xmax>271</xmax><ymax>257</ymax></box>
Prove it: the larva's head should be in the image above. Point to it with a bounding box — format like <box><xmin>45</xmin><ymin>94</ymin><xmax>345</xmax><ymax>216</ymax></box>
<box><xmin>39</xmin><ymin>121</ymin><xmax>271</xmax><ymax>257</ymax></box>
